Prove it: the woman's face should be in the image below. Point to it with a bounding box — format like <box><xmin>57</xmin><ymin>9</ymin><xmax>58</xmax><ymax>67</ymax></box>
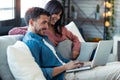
<box><xmin>50</xmin><ymin>11</ymin><xmax>62</xmax><ymax>25</ymax></box>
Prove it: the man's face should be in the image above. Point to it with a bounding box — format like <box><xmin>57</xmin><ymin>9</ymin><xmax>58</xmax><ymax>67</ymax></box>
<box><xmin>32</xmin><ymin>15</ymin><xmax>49</xmax><ymax>35</ymax></box>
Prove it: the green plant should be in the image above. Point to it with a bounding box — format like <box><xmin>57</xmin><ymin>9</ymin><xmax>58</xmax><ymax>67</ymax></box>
<box><xmin>71</xmin><ymin>5</ymin><xmax>75</xmax><ymax>12</ymax></box>
<box><xmin>106</xmin><ymin>0</ymin><xmax>115</xmax><ymax>40</ymax></box>
<box><xmin>96</xmin><ymin>4</ymin><xmax>100</xmax><ymax>13</ymax></box>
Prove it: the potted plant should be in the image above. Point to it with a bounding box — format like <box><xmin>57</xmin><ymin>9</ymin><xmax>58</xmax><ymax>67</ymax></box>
<box><xmin>71</xmin><ymin>5</ymin><xmax>77</xmax><ymax>19</ymax></box>
<box><xmin>71</xmin><ymin>5</ymin><xmax>75</xmax><ymax>12</ymax></box>
<box><xmin>95</xmin><ymin>4</ymin><xmax>100</xmax><ymax>20</ymax></box>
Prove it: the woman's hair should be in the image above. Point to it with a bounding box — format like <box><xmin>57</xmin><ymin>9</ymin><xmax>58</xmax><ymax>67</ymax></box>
<box><xmin>45</xmin><ymin>0</ymin><xmax>64</xmax><ymax>36</ymax></box>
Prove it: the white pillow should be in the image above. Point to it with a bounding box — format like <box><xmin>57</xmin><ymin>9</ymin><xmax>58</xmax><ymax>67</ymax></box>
<box><xmin>65</xmin><ymin>21</ymin><xmax>85</xmax><ymax>42</ymax></box>
<box><xmin>7</xmin><ymin>41</ymin><xmax>46</xmax><ymax>80</ymax></box>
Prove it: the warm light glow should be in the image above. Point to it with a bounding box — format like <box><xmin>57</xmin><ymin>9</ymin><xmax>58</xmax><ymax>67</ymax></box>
<box><xmin>107</xmin><ymin>11</ymin><xmax>112</xmax><ymax>16</ymax></box>
<box><xmin>107</xmin><ymin>3</ymin><xmax>112</xmax><ymax>8</ymax></box>
<box><xmin>103</xmin><ymin>11</ymin><xmax>112</xmax><ymax>17</ymax></box>
<box><xmin>104</xmin><ymin>1</ymin><xmax>112</xmax><ymax>27</ymax></box>
<box><xmin>105</xmin><ymin>21</ymin><xmax>110</xmax><ymax>27</ymax></box>
<box><xmin>104</xmin><ymin>1</ymin><xmax>109</xmax><ymax>6</ymax></box>
<box><xmin>103</xmin><ymin>13</ymin><xmax>105</xmax><ymax>17</ymax></box>
<box><xmin>103</xmin><ymin>13</ymin><xmax>107</xmax><ymax>17</ymax></box>
<box><xmin>104</xmin><ymin>2</ymin><xmax>112</xmax><ymax>8</ymax></box>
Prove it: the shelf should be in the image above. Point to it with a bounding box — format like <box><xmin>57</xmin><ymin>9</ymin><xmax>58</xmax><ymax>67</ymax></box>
<box><xmin>87</xmin><ymin>37</ymin><xmax>103</xmax><ymax>42</ymax></box>
<box><xmin>65</xmin><ymin>17</ymin><xmax>104</xmax><ymax>24</ymax></box>
<box><xmin>65</xmin><ymin>17</ymin><xmax>104</xmax><ymax>36</ymax></box>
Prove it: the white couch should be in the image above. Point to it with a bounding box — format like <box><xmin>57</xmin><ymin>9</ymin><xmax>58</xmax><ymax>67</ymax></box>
<box><xmin>63</xmin><ymin>21</ymin><xmax>116</xmax><ymax>62</ymax></box>
<box><xmin>0</xmin><ymin>35</ymin><xmax>23</xmax><ymax>80</ymax></box>
<box><xmin>0</xmin><ymin>21</ymin><xmax>116</xmax><ymax>80</ymax></box>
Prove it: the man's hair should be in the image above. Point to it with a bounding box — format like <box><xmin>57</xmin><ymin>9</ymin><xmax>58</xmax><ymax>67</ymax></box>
<box><xmin>24</xmin><ymin>7</ymin><xmax>50</xmax><ymax>25</ymax></box>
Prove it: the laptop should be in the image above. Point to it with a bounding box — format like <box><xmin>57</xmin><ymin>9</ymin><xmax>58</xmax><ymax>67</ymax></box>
<box><xmin>66</xmin><ymin>40</ymin><xmax>113</xmax><ymax>73</ymax></box>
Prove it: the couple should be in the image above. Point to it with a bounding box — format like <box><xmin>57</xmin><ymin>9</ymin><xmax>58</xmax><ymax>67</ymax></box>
<box><xmin>9</xmin><ymin>0</ymin><xmax>120</xmax><ymax>80</ymax></box>
<box><xmin>9</xmin><ymin>0</ymin><xmax>80</xmax><ymax>60</ymax></box>
<box><xmin>22</xmin><ymin>4</ymin><xmax>83</xmax><ymax>80</ymax></box>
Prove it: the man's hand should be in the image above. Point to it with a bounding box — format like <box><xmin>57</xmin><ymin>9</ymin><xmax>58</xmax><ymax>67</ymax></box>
<box><xmin>64</xmin><ymin>60</ymin><xmax>84</xmax><ymax>70</ymax></box>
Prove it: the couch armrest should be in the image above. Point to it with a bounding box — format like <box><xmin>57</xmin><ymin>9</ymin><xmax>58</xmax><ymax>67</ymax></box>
<box><xmin>77</xmin><ymin>42</ymin><xmax>98</xmax><ymax>62</ymax></box>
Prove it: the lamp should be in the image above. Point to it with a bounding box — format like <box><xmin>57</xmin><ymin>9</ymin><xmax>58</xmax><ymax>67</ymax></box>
<box><xmin>103</xmin><ymin>0</ymin><xmax>113</xmax><ymax>40</ymax></box>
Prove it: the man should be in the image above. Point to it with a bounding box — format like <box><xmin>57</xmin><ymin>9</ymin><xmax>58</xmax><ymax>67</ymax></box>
<box><xmin>22</xmin><ymin>7</ymin><xmax>83</xmax><ymax>80</ymax></box>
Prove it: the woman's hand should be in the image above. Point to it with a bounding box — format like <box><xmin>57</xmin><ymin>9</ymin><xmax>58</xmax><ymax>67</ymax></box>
<box><xmin>72</xmin><ymin>51</ymin><xmax>80</xmax><ymax>60</ymax></box>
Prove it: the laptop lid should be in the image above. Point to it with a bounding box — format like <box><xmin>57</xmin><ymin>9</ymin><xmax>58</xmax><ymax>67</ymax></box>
<box><xmin>66</xmin><ymin>40</ymin><xmax>113</xmax><ymax>73</ymax></box>
<box><xmin>91</xmin><ymin>40</ymin><xmax>113</xmax><ymax>67</ymax></box>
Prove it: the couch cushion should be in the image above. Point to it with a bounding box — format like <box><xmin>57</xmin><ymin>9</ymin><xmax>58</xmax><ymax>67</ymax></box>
<box><xmin>56</xmin><ymin>40</ymin><xmax>72</xmax><ymax>59</ymax></box>
<box><xmin>7</xmin><ymin>41</ymin><xmax>46</xmax><ymax>80</ymax></box>
<box><xmin>0</xmin><ymin>35</ymin><xmax>23</xmax><ymax>80</ymax></box>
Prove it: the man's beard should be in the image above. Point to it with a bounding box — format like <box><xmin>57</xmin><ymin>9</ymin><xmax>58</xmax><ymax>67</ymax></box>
<box><xmin>35</xmin><ymin>28</ymin><xmax>47</xmax><ymax>35</ymax></box>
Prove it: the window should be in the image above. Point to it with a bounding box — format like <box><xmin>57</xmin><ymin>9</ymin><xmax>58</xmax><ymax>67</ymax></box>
<box><xmin>0</xmin><ymin>0</ymin><xmax>14</xmax><ymax>21</ymax></box>
<box><xmin>21</xmin><ymin>0</ymin><xmax>50</xmax><ymax>18</ymax></box>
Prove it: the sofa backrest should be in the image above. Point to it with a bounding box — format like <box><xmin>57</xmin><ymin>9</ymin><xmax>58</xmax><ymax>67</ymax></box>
<box><xmin>0</xmin><ymin>35</ymin><xmax>24</xmax><ymax>80</ymax></box>
<box><xmin>56</xmin><ymin>40</ymin><xmax>72</xmax><ymax>59</ymax></box>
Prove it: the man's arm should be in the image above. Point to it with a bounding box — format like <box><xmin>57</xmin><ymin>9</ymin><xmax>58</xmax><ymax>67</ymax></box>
<box><xmin>52</xmin><ymin>61</ymin><xmax>83</xmax><ymax>77</ymax></box>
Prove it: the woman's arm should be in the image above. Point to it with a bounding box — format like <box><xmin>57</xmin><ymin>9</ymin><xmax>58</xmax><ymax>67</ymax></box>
<box><xmin>63</xmin><ymin>27</ymin><xmax>80</xmax><ymax>59</ymax></box>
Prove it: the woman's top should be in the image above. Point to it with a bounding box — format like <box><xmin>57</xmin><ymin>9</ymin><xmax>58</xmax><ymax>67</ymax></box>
<box><xmin>45</xmin><ymin>27</ymin><xmax>80</xmax><ymax>52</ymax></box>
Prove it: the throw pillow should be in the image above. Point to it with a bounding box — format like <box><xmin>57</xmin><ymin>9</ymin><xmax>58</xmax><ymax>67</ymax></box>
<box><xmin>7</xmin><ymin>41</ymin><xmax>46</xmax><ymax>80</ymax></box>
<box><xmin>65</xmin><ymin>21</ymin><xmax>85</xmax><ymax>42</ymax></box>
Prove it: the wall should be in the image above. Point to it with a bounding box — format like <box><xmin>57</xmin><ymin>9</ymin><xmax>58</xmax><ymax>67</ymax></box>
<box><xmin>69</xmin><ymin>0</ymin><xmax>119</xmax><ymax>41</ymax></box>
<box><xmin>72</xmin><ymin>0</ymin><xmax>120</xmax><ymax>38</ymax></box>
<box><xmin>70</xmin><ymin>0</ymin><xmax>104</xmax><ymax>40</ymax></box>
<box><xmin>114</xmin><ymin>0</ymin><xmax>120</xmax><ymax>33</ymax></box>
<box><xmin>59</xmin><ymin>0</ymin><xmax>120</xmax><ymax>40</ymax></box>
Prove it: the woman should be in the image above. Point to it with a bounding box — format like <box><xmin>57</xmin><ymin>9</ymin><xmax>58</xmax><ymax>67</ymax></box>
<box><xmin>8</xmin><ymin>0</ymin><xmax>80</xmax><ymax>60</ymax></box>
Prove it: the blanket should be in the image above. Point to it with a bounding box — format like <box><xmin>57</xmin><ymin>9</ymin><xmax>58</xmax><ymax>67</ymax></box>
<box><xmin>66</xmin><ymin>62</ymin><xmax>120</xmax><ymax>80</ymax></box>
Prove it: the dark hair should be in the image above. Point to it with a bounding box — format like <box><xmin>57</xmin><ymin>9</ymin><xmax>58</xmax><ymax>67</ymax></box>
<box><xmin>24</xmin><ymin>7</ymin><xmax>50</xmax><ymax>25</ymax></box>
<box><xmin>45</xmin><ymin>0</ymin><xmax>64</xmax><ymax>36</ymax></box>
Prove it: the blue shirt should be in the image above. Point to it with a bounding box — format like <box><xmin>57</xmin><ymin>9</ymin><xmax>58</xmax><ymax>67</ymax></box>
<box><xmin>22</xmin><ymin>32</ymin><xmax>70</xmax><ymax>80</ymax></box>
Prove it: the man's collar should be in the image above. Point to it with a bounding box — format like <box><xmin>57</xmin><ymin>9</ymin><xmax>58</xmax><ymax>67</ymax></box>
<box><xmin>27</xmin><ymin>31</ymin><xmax>48</xmax><ymax>41</ymax></box>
